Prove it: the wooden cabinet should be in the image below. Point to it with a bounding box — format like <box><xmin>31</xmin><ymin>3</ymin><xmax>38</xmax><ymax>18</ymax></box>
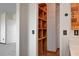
<box><xmin>38</xmin><ymin>3</ymin><xmax>47</xmax><ymax>56</ymax></box>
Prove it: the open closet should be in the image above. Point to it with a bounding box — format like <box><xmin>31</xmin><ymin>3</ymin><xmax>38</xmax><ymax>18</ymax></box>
<box><xmin>38</xmin><ymin>3</ymin><xmax>60</xmax><ymax>56</ymax></box>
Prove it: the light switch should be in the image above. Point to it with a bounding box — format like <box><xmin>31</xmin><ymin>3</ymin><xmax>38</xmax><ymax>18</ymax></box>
<box><xmin>32</xmin><ymin>30</ymin><xmax>35</xmax><ymax>34</ymax></box>
<box><xmin>74</xmin><ymin>30</ymin><xmax>78</xmax><ymax>36</ymax></box>
<box><xmin>63</xmin><ymin>30</ymin><xmax>67</xmax><ymax>35</ymax></box>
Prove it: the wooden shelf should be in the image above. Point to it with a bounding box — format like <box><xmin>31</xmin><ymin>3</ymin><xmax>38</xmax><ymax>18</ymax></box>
<box><xmin>38</xmin><ymin>36</ymin><xmax>47</xmax><ymax>40</ymax></box>
<box><xmin>39</xmin><ymin>7</ymin><xmax>47</xmax><ymax>13</ymax></box>
<box><xmin>39</xmin><ymin>17</ymin><xmax>47</xmax><ymax>21</ymax></box>
<box><xmin>38</xmin><ymin>28</ymin><xmax>47</xmax><ymax>30</ymax></box>
<box><xmin>43</xmin><ymin>27</ymin><xmax>47</xmax><ymax>29</ymax></box>
<box><xmin>38</xmin><ymin>3</ymin><xmax>47</xmax><ymax>56</ymax></box>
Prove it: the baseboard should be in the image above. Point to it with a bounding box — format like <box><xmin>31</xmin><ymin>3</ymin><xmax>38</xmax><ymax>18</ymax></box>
<box><xmin>47</xmin><ymin>50</ymin><xmax>56</xmax><ymax>53</ymax></box>
<box><xmin>0</xmin><ymin>42</ymin><xmax>6</xmax><ymax>44</ymax></box>
<box><xmin>56</xmin><ymin>48</ymin><xmax>59</xmax><ymax>51</ymax></box>
<box><xmin>47</xmin><ymin>48</ymin><xmax>59</xmax><ymax>53</ymax></box>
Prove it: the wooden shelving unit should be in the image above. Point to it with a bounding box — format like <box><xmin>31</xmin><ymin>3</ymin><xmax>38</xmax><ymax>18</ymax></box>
<box><xmin>38</xmin><ymin>3</ymin><xmax>47</xmax><ymax>56</ymax></box>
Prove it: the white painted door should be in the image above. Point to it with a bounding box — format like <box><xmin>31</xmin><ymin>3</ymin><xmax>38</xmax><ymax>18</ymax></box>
<box><xmin>0</xmin><ymin>12</ymin><xmax>6</xmax><ymax>43</ymax></box>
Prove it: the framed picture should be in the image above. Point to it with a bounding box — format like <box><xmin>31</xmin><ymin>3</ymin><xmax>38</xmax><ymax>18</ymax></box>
<box><xmin>71</xmin><ymin>3</ymin><xmax>79</xmax><ymax>30</ymax></box>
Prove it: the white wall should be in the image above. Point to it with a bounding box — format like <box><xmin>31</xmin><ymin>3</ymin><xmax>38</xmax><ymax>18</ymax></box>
<box><xmin>28</xmin><ymin>3</ymin><xmax>38</xmax><ymax>56</ymax></box>
<box><xmin>0</xmin><ymin>12</ymin><xmax>6</xmax><ymax>43</ymax></box>
<box><xmin>0</xmin><ymin>4</ymin><xmax>16</xmax><ymax>44</ymax></box>
<box><xmin>56</xmin><ymin>3</ymin><xmax>60</xmax><ymax>48</ymax></box>
<box><xmin>0</xmin><ymin>14</ymin><xmax>1</xmax><ymax>40</ymax></box>
<box><xmin>0</xmin><ymin>12</ymin><xmax>16</xmax><ymax>44</ymax></box>
<box><xmin>6</xmin><ymin>12</ymin><xmax>16</xmax><ymax>43</ymax></box>
<box><xmin>20</xmin><ymin>3</ymin><xmax>38</xmax><ymax>56</ymax></box>
<box><xmin>47</xmin><ymin>3</ymin><xmax>57</xmax><ymax>51</ymax></box>
<box><xmin>60</xmin><ymin>3</ymin><xmax>71</xmax><ymax>56</ymax></box>
<box><xmin>20</xmin><ymin>3</ymin><xmax>29</xmax><ymax>56</ymax></box>
<box><xmin>60</xmin><ymin>3</ymin><xmax>79</xmax><ymax>56</ymax></box>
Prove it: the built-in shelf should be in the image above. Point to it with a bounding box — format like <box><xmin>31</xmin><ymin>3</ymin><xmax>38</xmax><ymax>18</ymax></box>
<box><xmin>39</xmin><ymin>7</ymin><xmax>47</xmax><ymax>13</ymax></box>
<box><xmin>38</xmin><ymin>3</ymin><xmax>47</xmax><ymax>56</ymax></box>
<box><xmin>38</xmin><ymin>36</ymin><xmax>47</xmax><ymax>40</ymax></box>
<box><xmin>39</xmin><ymin>17</ymin><xmax>47</xmax><ymax>21</ymax></box>
<box><xmin>38</xmin><ymin>28</ymin><xmax>47</xmax><ymax>30</ymax></box>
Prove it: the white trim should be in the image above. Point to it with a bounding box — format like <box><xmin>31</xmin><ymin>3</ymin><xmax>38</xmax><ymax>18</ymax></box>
<box><xmin>16</xmin><ymin>3</ymin><xmax>20</xmax><ymax>56</ymax></box>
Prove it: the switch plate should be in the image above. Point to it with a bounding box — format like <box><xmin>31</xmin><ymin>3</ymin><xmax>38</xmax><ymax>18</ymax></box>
<box><xmin>63</xmin><ymin>30</ymin><xmax>67</xmax><ymax>35</ymax></box>
<box><xmin>74</xmin><ymin>30</ymin><xmax>78</xmax><ymax>36</ymax></box>
<box><xmin>32</xmin><ymin>30</ymin><xmax>35</xmax><ymax>34</ymax></box>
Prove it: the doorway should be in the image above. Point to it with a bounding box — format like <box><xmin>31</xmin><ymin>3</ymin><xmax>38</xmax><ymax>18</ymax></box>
<box><xmin>0</xmin><ymin>3</ymin><xmax>18</xmax><ymax>56</ymax></box>
<box><xmin>38</xmin><ymin>3</ymin><xmax>60</xmax><ymax>56</ymax></box>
